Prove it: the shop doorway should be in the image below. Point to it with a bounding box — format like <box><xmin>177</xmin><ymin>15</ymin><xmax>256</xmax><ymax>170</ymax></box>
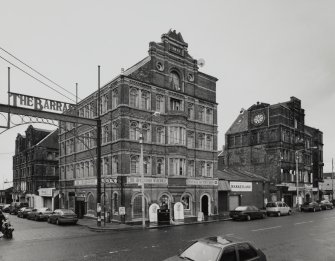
<box><xmin>75</xmin><ymin>198</ymin><xmax>86</xmax><ymax>219</ymax></box>
<box><xmin>201</xmin><ymin>195</ymin><xmax>209</xmax><ymax>216</ymax></box>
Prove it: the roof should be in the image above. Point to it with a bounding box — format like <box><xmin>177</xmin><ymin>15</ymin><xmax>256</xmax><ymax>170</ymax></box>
<box><xmin>35</xmin><ymin>129</ymin><xmax>58</xmax><ymax>146</ymax></box>
<box><xmin>217</xmin><ymin>168</ymin><xmax>268</xmax><ymax>182</ymax></box>
<box><xmin>226</xmin><ymin>109</ymin><xmax>248</xmax><ymax>135</ymax></box>
<box><xmin>123</xmin><ymin>56</ymin><xmax>151</xmax><ymax>76</ymax></box>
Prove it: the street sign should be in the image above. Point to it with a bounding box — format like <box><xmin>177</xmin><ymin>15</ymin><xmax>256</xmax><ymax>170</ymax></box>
<box><xmin>119</xmin><ymin>206</ymin><xmax>125</xmax><ymax>215</ymax></box>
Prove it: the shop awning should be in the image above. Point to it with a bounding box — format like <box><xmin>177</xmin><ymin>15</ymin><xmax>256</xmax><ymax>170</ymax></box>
<box><xmin>218</xmin><ymin>180</ymin><xmax>231</xmax><ymax>191</ymax></box>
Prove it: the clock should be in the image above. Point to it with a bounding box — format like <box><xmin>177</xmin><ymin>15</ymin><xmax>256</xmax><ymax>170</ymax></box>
<box><xmin>253</xmin><ymin>113</ymin><xmax>265</xmax><ymax>126</ymax></box>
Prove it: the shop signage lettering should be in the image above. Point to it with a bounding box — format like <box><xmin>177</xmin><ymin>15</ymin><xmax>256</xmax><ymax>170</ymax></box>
<box><xmin>10</xmin><ymin>92</ymin><xmax>75</xmax><ymax>112</ymax></box>
<box><xmin>186</xmin><ymin>179</ymin><xmax>219</xmax><ymax>186</ymax></box>
<box><xmin>75</xmin><ymin>179</ymin><xmax>97</xmax><ymax>186</ymax></box>
<box><xmin>127</xmin><ymin>177</ymin><xmax>168</xmax><ymax>185</ymax></box>
<box><xmin>230</xmin><ymin>182</ymin><xmax>252</xmax><ymax>192</ymax></box>
<box><xmin>38</xmin><ymin>188</ymin><xmax>53</xmax><ymax>197</ymax></box>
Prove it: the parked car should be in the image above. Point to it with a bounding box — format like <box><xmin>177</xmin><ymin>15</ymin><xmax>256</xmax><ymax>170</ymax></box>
<box><xmin>0</xmin><ymin>203</ymin><xmax>5</xmax><ymax>210</ymax></box>
<box><xmin>229</xmin><ymin>206</ymin><xmax>266</xmax><ymax>221</ymax></box>
<box><xmin>318</xmin><ymin>200</ymin><xmax>334</xmax><ymax>210</ymax></box>
<box><xmin>2</xmin><ymin>204</ymin><xmax>11</xmax><ymax>213</ymax></box>
<box><xmin>48</xmin><ymin>209</ymin><xmax>78</xmax><ymax>225</ymax></box>
<box><xmin>9</xmin><ymin>202</ymin><xmax>29</xmax><ymax>215</ymax></box>
<box><xmin>17</xmin><ymin>207</ymin><xmax>34</xmax><ymax>218</ymax></box>
<box><xmin>27</xmin><ymin>207</ymin><xmax>53</xmax><ymax>221</ymax></box>
<box><xmin>266</xmin><ymin>201</ymin><xmax>292</xmax><ymax>217</ymax></box>
<box><xmin>163</xmin><ymin>235</ymin><xmax>267</xmax><ymax>261</ymax></box>
<box><xmin>300</xmin><ymin>201</ymin><xmax>322</xmax><ymax>212</ymax></box>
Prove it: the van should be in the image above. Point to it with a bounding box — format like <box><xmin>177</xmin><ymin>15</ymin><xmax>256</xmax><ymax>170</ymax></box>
<box><xmin>266</xmin><ymin>201</ymin><xmax>291</xmax><ymax>217</ymax></box>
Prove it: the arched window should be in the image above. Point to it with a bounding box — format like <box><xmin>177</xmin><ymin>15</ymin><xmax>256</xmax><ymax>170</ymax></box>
<box><xmin>201</xmin><ymin>161</ymin><xmax>206</xmax><ymax>176</ymax></box>
<box><xmin>130</xmin><ymin>155</ymin><xmax>139</xmax><ymax>174</ymax></box>
<box><xmin>187</xmin><ymin>131</ymin><xmax>195</xmax><ymax>148</ymax></box>
<box><xmin>142</xmin><ymin>123</ymin><xmax>150</xmax><ymax>142</ymax></box>
<box><xmin>112</xmin><ymin>89</ymin><xmax>118</xmax><ymax>109</ymax></box>
<box><xmin>156</xmin><ymin>127</ymin><xmax>165</xmax><ymax>144</ymax></box>
<box><xmin>170</xmin><ymin>72</ymin><xmax>181</xmax><ymax>91</ymax></box>
<box><xmin>156</xmin><ymin>158</ymin><xmax>164</xmax><ymax>175</ymax></box>
<box><xmin>206</xmin><ymin>162</ymin><xmax>212</xmax><ymax>177</ymax></box>
<box><xmin>206</xmin><ymin>135</ymin><xmax>213</xmax><ymax>150</ymax></box>
<box><xmin>188</xmin><ymin>103</ymin><xmax>194</xmax><ymax>119</ymax></box>
<box><xmin>112</xmin><ymin>156</ymin><xmax>118</xmax><ymax>174</ymax></box>
<box><xmin>187</xmin><ymin>160</ymin><xmax>195</xmax><ymax>177</ymax></box>
<box><xmin>206</xmin><ymin>108</ymin><xmax>213</xmax><ymax>124</ymax></box>
<box><xmin>133</xmin><ymin>195</ymin><xmax>147</xmax><ymax>219</ymax></box>
<box><xmin>130</xmin><ymin>121</ymin><xmax>139</xmax><ymax>140</ymax></box>
<box><xmin>143</xmin><ymin>156</ymin><xmax>150</xmax><ymax>175</ymax></box>
<box><xmin>198</xmin><ymin>106</ymin><xmax>205</xmax><ymax>122</ymax></box>
<box><xmin>156</xmin><ymin>95</ymin><xmax>165</xmax><ymax>113</ymax></box>
<box><xmin>129</xmin><ymin>88</ymin><xmax>139</xmax><ymax>108</ymax></box>
<box><xmin>87</xmin><ymin>193</ymin><xmax>95</xmax><ymax>214</ymax></box>
<box><xmin>141</xmin><ymin>90</ymin><xmax>150</xmax><ymax>110</ymax></box>
<box><xmin>181</xmin><ymin>194</ymin><xmax>191</xmax><ymax>210</ymax></box>
<box><xmin>112</xmin><ymin>121</ymin><xmax>119</xmax><ymax>141</ymax></box>
<box><xmin>198</xmin><ymin>133</ymin><xmax>205</xmax><ymax>149</ymax></box>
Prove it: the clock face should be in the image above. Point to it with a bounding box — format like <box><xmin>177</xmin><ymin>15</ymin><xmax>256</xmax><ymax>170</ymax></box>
<box><xmin>253</xmin><ymin>113</ymin><xmax>265</xmax><ymax>125</ymax></box>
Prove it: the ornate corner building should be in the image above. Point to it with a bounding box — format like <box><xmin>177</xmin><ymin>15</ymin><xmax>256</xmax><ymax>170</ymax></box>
<box><xmin>225</xmin><ymin>97</ymin><xmax>323</xmax><ymax>207</ymax></box>
<box><xmin>58</xmin><ymin>30</ymin><xmax>218</xmax><ymax>222</ymax></box>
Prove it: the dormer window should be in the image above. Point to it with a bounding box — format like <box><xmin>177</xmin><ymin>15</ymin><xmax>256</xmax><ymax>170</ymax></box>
<box><xmin>170</xmin><ymin>72</ymin><xmax>181</xmax><ymax>91</ymax></box>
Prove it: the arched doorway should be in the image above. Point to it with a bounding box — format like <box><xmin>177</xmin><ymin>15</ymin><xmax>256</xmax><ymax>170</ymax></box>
<box><xmin>305</xmin><ymin>193</ymin><xmax>311</xmax><ymax>203</ymax></box>
<box><xmin>201</xmin><ymin>195</ymin><xmax>209</xmax><ymax>216</ymax></box>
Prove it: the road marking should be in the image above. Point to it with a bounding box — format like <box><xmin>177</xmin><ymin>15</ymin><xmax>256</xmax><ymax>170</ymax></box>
<box><xmin>294</xmin><ymin>221</ymin><xmax>313</xmax><ymax>225</ymax></box>
<box><xmin>251</xmin><ymin>226</ymin><xmax>281</xmax><ymax>232</ymax></box>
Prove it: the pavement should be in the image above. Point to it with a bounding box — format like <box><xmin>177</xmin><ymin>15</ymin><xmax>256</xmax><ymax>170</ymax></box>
<box><xmin>77</xmin><ymin>213</ymin><xmax>232</xmax><ymax>231</ymax></box>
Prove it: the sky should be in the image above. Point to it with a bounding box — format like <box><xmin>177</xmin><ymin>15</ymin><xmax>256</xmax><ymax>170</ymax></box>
<box><xmin>0</xmin><ymin>0</ymin><xmax>334</xmax><ymax>187</ymax></box>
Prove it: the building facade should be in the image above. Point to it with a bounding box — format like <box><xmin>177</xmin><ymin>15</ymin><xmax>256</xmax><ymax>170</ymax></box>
<box><xmin>224</xmin><ymin>97</ymin><xmax>323</xmax><ymax>207</ymax></box>
<box><xmin>12</xmin><ymin>125</ymin><xmax>59</xmax><ymax>209</ymax></box>
<box><xmin>59</xmin><ymin>30</ymin><xmax>219</xmax><ymax>223</ymax></box>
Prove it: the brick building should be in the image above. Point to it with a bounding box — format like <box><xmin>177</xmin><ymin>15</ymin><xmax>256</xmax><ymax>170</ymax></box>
<box><xmin>223</xmin><ymin>97</ymin><xmax>323</xmax><ymax>207</ymax></box>
<box><xmin>59</xmin><ymin>30</ymin><xmax>219</xmax><ymax>223</ymax></box>
<box><xmin>12</xmin><ymin>125</ymin><xmax>59</xmax><ymax>209</ymax></box>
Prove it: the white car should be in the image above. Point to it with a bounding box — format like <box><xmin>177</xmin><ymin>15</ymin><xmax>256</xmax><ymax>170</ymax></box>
<box><xmin>266</xmin><ymin>201</ymin><xmax>291</xmax><ymax>217</ymax></box>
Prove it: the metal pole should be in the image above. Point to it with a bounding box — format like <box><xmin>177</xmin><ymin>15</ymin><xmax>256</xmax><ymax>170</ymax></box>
<box><xmin>104</xmin><ymin>179</ymin><xmax>106</xmax><ymax>226</ymax></box>
<box><xmin>332</xmin><ymin>158</ymin><xmax>334</xmax><ymax>201</ymax></box>
<box><xmin>7</xmin><ymin>67</ymin><xmax>10</xmax><ymax>128</ymax></box>
<box><xmin>296</xmin><ymin>150</ymin><xmax>299</xmax><ymax>211</ymax></box>
<box><xmin>139</xmin><ymin>133</ymin><xmax>145</xmax><ymax>228</ymax></box>
<box><xmin>96</xmin><ymin>65</ymin><xmax>102</xmax><ymax>227</ymax></box>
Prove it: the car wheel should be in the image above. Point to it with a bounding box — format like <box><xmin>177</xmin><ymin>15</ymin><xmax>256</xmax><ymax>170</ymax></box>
<box><xmin>288</xmin><ymin>210</ymin><xmax>292</xmax><ymax>215</ymax></box>
<box><xmin>246</xmin><ymin>215</ymin><xmax>251</xmax><ymax>221</ymax></box>
<box><xmin>277</xmin><ymin>212</ymin><xmax>281</xmax><ymax>217</ymax></box>
<box><xmin>313</xmin><ymin>208</ymin><xmax>316</xmax><ymax>212</ymax></box>
<box><xmin>56</xmin><ymin>219</ymin><xmax>61</xmax><ymax>225</ymax></box>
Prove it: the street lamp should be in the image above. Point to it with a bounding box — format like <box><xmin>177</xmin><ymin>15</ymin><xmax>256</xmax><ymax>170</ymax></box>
<box><xmin>295</xmin><ymin>146</ymin><xmax>317</xmax><ymax>210</ymax></box>
<box><xmin>139</xmin><ymin>111</ymin><xmax>160</xmax><ymax>228</ymax></box>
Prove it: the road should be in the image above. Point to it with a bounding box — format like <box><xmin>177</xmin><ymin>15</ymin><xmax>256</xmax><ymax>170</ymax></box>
<box><xmin>1</xmin><ymin>210</ymin><xmax>335</xmax><ymax>261</ymax></box>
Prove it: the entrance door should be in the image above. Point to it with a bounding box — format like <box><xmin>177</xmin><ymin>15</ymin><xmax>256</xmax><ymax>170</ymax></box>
<box><xmin>201</xmin><ymin>195</ymin><xmax>209</xmax><ymax>216</ymax></box>
<box><xmin>75</xmin><ymin>200</ymin><xmax>86</xmax><ymax>219</ymax></box>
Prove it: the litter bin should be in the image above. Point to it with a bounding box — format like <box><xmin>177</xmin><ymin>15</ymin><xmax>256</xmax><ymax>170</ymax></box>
<box><xmin>157</xmin><ymin>209</ymin><xmax>170</xmax><ymax>225</ymax></box>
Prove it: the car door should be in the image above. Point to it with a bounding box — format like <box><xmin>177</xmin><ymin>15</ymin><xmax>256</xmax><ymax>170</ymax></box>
<box><xmin>29</xmin><ymin>209</ymin><xmax>37</xmax><ymax>219</ymax></box>
<box><xmin>237</xmin><ymin>243</ymin><xmax>262</xmax><ymax>261</ymax></box>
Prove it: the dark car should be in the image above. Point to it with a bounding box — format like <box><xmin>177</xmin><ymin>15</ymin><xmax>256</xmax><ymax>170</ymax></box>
<box><xmin>230</xmin><ymin>206</ymin><xmax>266</xmax><ymax>221</ymax></box>
<box><xmin>17</xmin><ymin>207</ymin><xmax>34</xmax><ymax>218</ymax></box>
<box><xmin>48</xmin><ymin>209</ymin><xmax>78</xmax><ymax>225</ymax></box>
<box><xmin>2</xmin><ymin>204</ymin><xmax>11</xmax><ymax>213</ymax></box>
<box><xmin>163</xmin><ymin>236</ymin><xmax>267</xmax><ymax>261</ymax></box>
<box><xmin>27</xmin><ymin>207</ymin><xmax>53</xmax><ymax>221</ymax></box>
<box><xmin>9</xmin><ymin>202</ymin><xmax>29</xmax><ymax>215</ymax></box>
<box><xmin>300</xmin><ymin>201</ymin><xmax>322</xmax><ymax>212</ymax></box>
<box><xmin>318</xmin><ymin>200</ymin><xmax>334</xmax><ymax>210</ymax></box>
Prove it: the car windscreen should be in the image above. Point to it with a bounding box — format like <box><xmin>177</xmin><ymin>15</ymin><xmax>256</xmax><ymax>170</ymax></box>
<box><xmin>235</xmin><ymin>206</ymin><xmax>248</xmax><ymax>211</ymax></box>
<box><xmin>60</xmin><ymin>209</ymin><xmax>75</xmax><ymax>214</ymax></box>
<box><xmin>180</xmin><ymin>241</ymin><xmax>221</xmax><ymax>261</ymax></box>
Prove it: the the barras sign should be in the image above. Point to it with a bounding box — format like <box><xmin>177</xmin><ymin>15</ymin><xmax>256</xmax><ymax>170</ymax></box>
<box><xmin>9</xmin><ymin>92</ymin><xmax>75</xmax><ymax>112</ymax></box>
<box><xmin>230</xmin><ymin>182</ymin><xmax>252</xmax><ymax>192</ymax></box>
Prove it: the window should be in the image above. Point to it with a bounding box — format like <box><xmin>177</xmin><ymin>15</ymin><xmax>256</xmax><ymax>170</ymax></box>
<box><xmin>206</xmin><ymin>135</ymin><xmax>213</xmax><ymax>150</ymax></box>
<box><xmin>181</xmin><ymin>195</ymin><xmax>190</xmax><ymax>210</ymax></box>
<box><xmin>188</xmin><ymin>160</ymin><xmax>195</xmax><ymax>177</ymax></box>
<box><xmin>112</xmin><ymin>121</ymin><xmax>119</xmax><ymax>141</ymax></box>
<box><xmin>133</xmin><ymin>195</ymin><xmax>147</xmax><ymax>219</ymax></box>
<box><xmin>170</xmin><ymin>72</ymin><xmax>180</xmax><ymax>90</ymax></box>
<box><xmin>187</xmin><ymin>103</ymin><xmax>194</xmax><ymax>120</ymax></box>
<box><xmin>169</xmin><ymin>126</ymin><xmax>186</xmax><ymax>145</ymax></box>
<box><xmin>170</xmin><ymin>98</ymin><xmax>183</xmax><ymax>111</ymax></box>
<box><xmin>142</xmin><ymin>123</ymin><xmax>150</xmax><ymax>142</ymax></box>
<box><xmin>187</xmin><ymin>132</ymin><xmax>195</xmax><ymax>148</ymax></box>
<box><xmin>90</xmin><ymin>160</ymin><xmax>94</xmax><ymax>176</ymax></box>
<box><xmin>206</xmin><ymin>108</ymin><xmax>213</xmax><ymax>124</ymax></box>
<box><xmin>220</xmin><ymin>246</ymin><xmax>237</xmax><ymax>261</ymax></box>
<box><xmin>156</xmin><ymin>95</ymin><xmax>165</xmax><ymax>113</ymax></box>
<box><xmin>143</xmin><ymin>156</ymin><xmax>151</xmax><ymax>175</ymax></box>
<box><xmin>85</xmin><ymin>162</ymin><xmax>89</xmax><ymax>177</ymax></box>
<box><xmin>237</xmin><ymin>243</ymin><xmax>258</xmax><ymax>261</ymax></box>
<box><xmin>201</xmin><ymin>162</ymin><xmax>206</xmax><ymax>176</ymax></box>
<box><xmin>102</xmin><ymin>125</ymin><xmax>109</xmax><ymax>144</ymax></box>
<box><xmin>129</xmin><ymin>88</ymin><xmax>139</xmax><ymax>108</ymax></box>
<box><xmin>198</xmin><ymin>106</ymin><xmax>205</xmax><ymax>122</ymax></box>
<box><xmin>206</xmin><ymin>162</ymin><xmax>212</xmax><ymax>177</ymax></box>
<box><xmin>112</xmin><ymin>156</ymin><xmax>118</xmax><ymax>174</ymax></box>
<box><xmin>169</xmin><ymin>158</ymin><xmax>185</xmax><ymax>176</ymax></box>
<box><xmin>156</xmin><ymin>127</ymin><xmax>165</xmax><ymax>144</ymax></box>
<box><xmin>113</xmin><ymin>193</ymin><xmax>118</xmax><ymax>213</ymax></box>
<box><xmin>103</xmin><ymin>157</ymin><xmax>109</xmax><ymax>176</ymax></box>
<box><xmin>130</xmin><ymin>121</ymin><xmax>139</xmax><ymax>140</ymax></box>
<box><xmin>156</xmin><ymin>158</ymin><xmax>164</xmax><ymax>175</ymax></box>
<box><xmin>198</xmin><ymin>133</ymin><xmax>205</xmax><ymax>149</ymax></box>
<box><xmin>130</xmin><ymin>155</ymin><xmax>139</xmax><ymax>174</ymax></box>
<box><xmin>141</xmin><ymin>90</ymin><xmax>150</xmax><ymax>110</ymax></box>
<box><xmin>101</xmin><ymin>94</ymin><xmax>108</xmax><ymax>114</ymax></box>
<box><xmin>112</xmin><ymin>89</ymin><xmax>118</xmax><ymax>109</ymax></box>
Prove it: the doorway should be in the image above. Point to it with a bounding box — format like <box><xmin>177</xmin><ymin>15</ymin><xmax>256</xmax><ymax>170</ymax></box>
<box><xmin>201</xmin><ymin>195</ymin><xmax>209</xmax><ymax>216</ymax></box>
<box><xmin>75</xmin><ymin>198</ymin><xmax>86</xmax><ymax>219</ymax></box>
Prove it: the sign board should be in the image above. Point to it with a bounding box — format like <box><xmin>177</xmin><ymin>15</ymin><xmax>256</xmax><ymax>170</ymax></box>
<box><xmin>197</xmin><ymin>211</ymin><xmax>204</xmax><ymax>222</ymax></box>
<box><xmin>230</xmin><ymin>182</ymin><xmax>252</xmax><ymax>192</ymax></box>
<box><xmin>127</xmin><ymin>177</ymin><xmax>168</xmax><ymax>185</ymax></box>
<box><xmin>186</xmin><ymin>179</ymin><xmax>219</xmax><ymax>186</ymax></box>
<box><xmin>9</xmin><ymin>92</ymin><xmax>75</xmax><ymax>112</ymax></box>
<box><xmin>75</xmin><ymin>179</ymin><xmax>97</xmax><ymax>186</ymax></box>
<box><xmin>174</xmin><ymin>202</ymin><xmax>184</xmax><ymax>221</ymax></box>
<box><xmin>119</xmin><ymin>207</ymin><xmax>126</xmax><ymax>215</ymax></box>
<box><xmin>149</xmin><ymin>203</ymin><xmax>160</xmax><ymax>223</ymax></box>
<box><xmin>38</xmin><ymin>188</ymin><xmax>54</xmax><ymax>197</ymax></box>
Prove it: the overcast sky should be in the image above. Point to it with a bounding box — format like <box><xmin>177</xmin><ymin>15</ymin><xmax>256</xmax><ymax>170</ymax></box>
<box><xmin>0</xmin><ymin>0</ymin><xmax>334</xmax><ymax>187</ymax></box>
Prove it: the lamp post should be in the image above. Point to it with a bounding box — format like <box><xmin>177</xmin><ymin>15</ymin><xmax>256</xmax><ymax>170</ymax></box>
<box><xmin>139</xmin><ymin>111</ymin><xmax>160</xmax><ymax>228</ymax></box>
